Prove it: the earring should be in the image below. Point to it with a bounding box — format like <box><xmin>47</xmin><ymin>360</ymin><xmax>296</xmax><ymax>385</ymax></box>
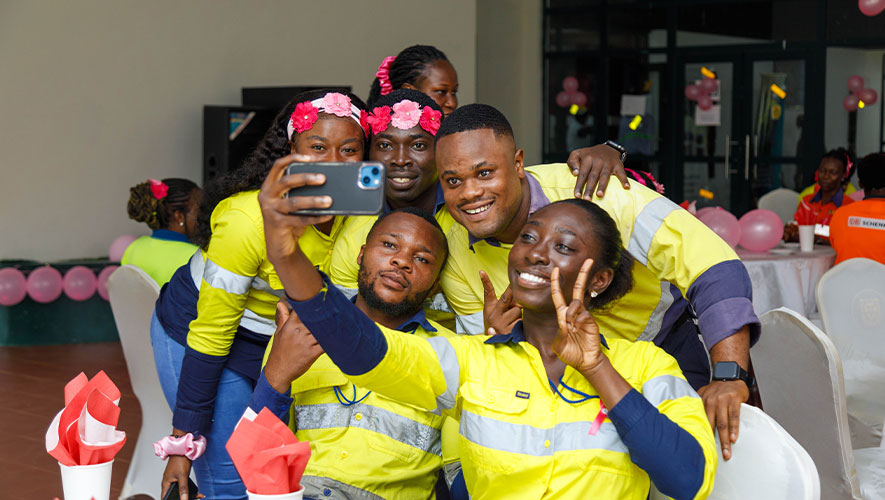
<box><xmin>180</xmin><ymin>222</ymin><xmax>184</xmax><ymax>226</ymax></box>
<box><xmin>590</xmin><ymin>290</ymin><xmax>598</xmax><ymax>298</ymax></box>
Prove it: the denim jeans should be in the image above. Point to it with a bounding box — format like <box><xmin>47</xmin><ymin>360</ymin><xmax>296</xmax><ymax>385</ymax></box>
<box><xmin>151</xmin><ymin>310</ymin><xmax>252</xmax><ymax>500</ymax></box>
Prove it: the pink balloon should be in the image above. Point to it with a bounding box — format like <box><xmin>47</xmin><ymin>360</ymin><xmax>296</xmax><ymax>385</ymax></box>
<box><xmin>27</xmin><ymin>266</ymin><xmax>63</xmax><ymax>304</ymax></box>
<box><xmin>684</xmin><ymin>84</ymin><xmax>701</xmax><ymax>101</ymax></box>
<box><xmin>859</xmin><ymin>0</ymin><xmax>885</xmax><ymax>16</ymax></box>
<box><xmin>571</xmin><ymin>91</ymin><xmax>588</xmax><ymax>107</ymax></box>
<box><xmin>697</xmin><ymin>94</ymin><xmax>714</xmax><ymax>111</ymax></box>
<box><xmin>848</xmin><ymin>75</ymin><xmax>865</xmax><ymax>93</ymax></box>
<box><xmin>700</xmin><ymin>78</ymin><xmax>718</xmax><ymax>94</ymax></box>
<box><xmin>562</xmin><ymin>76</ymin><xmax>579</xmax><ymax>92</ymax></box>
<box><xmin>555</xmin><ymin>91</ymin><xmax>571</xmax><ymax>108</ymax></box>
<box><xmin>63</xmin><ymin>266</ymin><xmax>97</xmax><ymax>301</ymax></box>
<box><xmin>699</xmin><ymin>209</ymin><xmax>742</xmax><ymax>249</ymax></box>
<box><xmin>739</xmin><ymin>209</ymin><xmax>785</xmax><ymax>252</ymax></box>
<box><xmin>695</xmin><ymin>206</ymin><xmax>719</xmax><ymax>220</ymax></box>
<box><xmin>860</xmin><ymin>87</ymin><xmax>878</xmax><ymax>105</ymax></box>
<box><xmin>0</xmin><ymin>268</ymin><xmax>27</xmax><ymax>306</ymax></box>
<box><xmin>843</xmin><ymin>94</ymin><xmax>860</xmax><ymax>112</ymax></box>
<box><xmin>109</xmin><ymin>235</ymin><xmax>138</xmax><ymax>262</ymax></box>
<box><xmin>97</xmin><ymin>265</ymin><xmax>119</xmax><ymax>301</ymax></box>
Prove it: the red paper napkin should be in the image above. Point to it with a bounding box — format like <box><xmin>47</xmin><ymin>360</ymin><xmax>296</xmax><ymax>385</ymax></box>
<box><xmin>45</xmin><ymin>371</ymin><xmax>126</xmax><ymax>466</ymax></box>
<box><xmin>796</xmin><ymin>201</ymin><xmax>816</xmax><ymax>225</ymax></box>
<box><xmin>226</xmin><ymin>407</ymin><xmax>311</xmax><ymax>495</ymax></box>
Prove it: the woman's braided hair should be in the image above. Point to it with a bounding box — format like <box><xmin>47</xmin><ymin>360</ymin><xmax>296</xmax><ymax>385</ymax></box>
<box><xmin>367</xmin><ymin>45</ymin><xmax>449</xmax><ymax>109</ymax></box>
<box><xmin>127</xmin><ymin>178</ymin><xmax>199</xmax><ymax>230</ymax></box>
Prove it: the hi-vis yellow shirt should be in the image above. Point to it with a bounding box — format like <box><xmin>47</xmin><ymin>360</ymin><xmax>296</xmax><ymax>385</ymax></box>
<box><xmin>344</xmin><ymin>324</ymin><xmax>717</xmax><ymax>499</ymax></box>
<box><xmin>259</xmin><ymin>316</ymin><xmax>458</xmax><ymax>499</ymax></box>
<box><xmin>187</xmin><ymin>190</ymin><xmax>344</xmax><ymax>356</ymax></box>
<box><xmin>439</xmin><ymin>163</ymin><xmax>742</xmax><ymax>342</ymax></box>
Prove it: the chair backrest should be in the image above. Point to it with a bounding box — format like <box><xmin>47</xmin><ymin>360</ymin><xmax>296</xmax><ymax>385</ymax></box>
<box><xmin>754</xmin><ymin>308</ymin><xmax>860</xmax><ymax>499</ymax></box>
<box><xmin>650</xmin><ymin>404</ymin><xmax>819</xmax><ymax>500</ymax></box>
<box><xmin>758</xmin><ymin>188</ymin><xmax>801</xmax><ymax>223</ymax></box>
<box><xmin>106</xmin><ymin>265</ymin><xmax>169</xmax><ymax>416</ymax></box>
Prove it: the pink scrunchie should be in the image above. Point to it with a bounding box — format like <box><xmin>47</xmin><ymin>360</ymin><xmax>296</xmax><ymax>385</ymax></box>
<box><xmin>153</xmin><ymin>433</ymin><xmax>207</xmax><ymax>461</ymax></box>
<box><xmin>376</xmin><ymin>56</ymin><xmax>397</xmax><ymax>96</ymax></box>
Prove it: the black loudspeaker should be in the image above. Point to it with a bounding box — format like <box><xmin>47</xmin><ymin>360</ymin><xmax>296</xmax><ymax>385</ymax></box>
<box><xmin>241</xmin><ymin>86</ymin><xmax>351</xmax><ymax>111</ymax></box>
<box><xmin>202</xmin><ymin>106</ymin><xmax>276</xmax><ymax>186</ymax></box>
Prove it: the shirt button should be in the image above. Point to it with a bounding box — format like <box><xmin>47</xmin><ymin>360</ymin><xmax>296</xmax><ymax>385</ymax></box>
<box><xmin>340</xmin><ymin>450</ymin><xmax>348</xmax><ymax>459</ymax></box>
<box><xmin>355</xmin><ymin>413</ymin><xmax>362</xmax><ymax>421</ymax></box>
<box><xmin>487</xmin><ymin>395</ymin><xmax>496</xmax><ymax>404</ymax></box>
<box><xmin>544</xmin><ymin>439</ymin><xmax>551</xmax><ymax>448</ymax></box>
<box><xmin>323</xmin><ymin>488</ymin><xmax>332</xmax><ymax>496</ymax></box>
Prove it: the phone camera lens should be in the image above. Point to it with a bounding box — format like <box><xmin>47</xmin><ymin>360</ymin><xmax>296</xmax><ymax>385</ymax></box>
<box><xmin>362</xmin><ymin>176</ymin><xmax>371</xmax><ymax>185</ymax></box>
<box><xmin>371</xmin><ymin>167</ymin><xmax>380</xmax><ymax>176</ymax></box>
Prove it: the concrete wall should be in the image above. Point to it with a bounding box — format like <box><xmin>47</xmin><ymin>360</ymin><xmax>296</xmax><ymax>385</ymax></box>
<box><xmin>475</xmin><ymin>0</ymin><xmax>542</xmax><ymax>165</ymax></box>
<box><xmin>0</xmin><ymin>0</ymin><xmax>477</xmax><ymax>261</ymax></box>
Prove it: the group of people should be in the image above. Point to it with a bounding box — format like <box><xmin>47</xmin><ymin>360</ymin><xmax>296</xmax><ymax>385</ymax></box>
<box><xmin>125</xmin><ymin>45</ymin><xmax>765</xmax><ymax>500</ymax></box>
<box><xmin>789</xmin><ymin>148</ymin><xmax>885</xmax><ymax>265</ymax></box>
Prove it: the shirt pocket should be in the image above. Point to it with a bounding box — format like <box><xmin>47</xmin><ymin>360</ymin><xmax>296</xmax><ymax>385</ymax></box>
<box><xmin>458</xmin><ymin>381</ymin><xmax>531</xmax><ymax>474</ymax></box>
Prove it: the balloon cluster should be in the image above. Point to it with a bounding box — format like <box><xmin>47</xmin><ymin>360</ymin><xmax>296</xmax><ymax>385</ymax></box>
<box><xmin>0</xmin><ymin>265</ymin><xmax>118</xmax><ymax>306</ymax></box>
<box><xmin>685</xmin><ymin>77</ymin><xmax>718</xmax><ymax>111</ymax></box>
<box><xmin>859</xmin><ymin>0</ymin><xmax>885</xmax><ymax>16</ymax></box>
<box><xmin>696</xmin><ymin>207</ymin><xmax>784</xmax><ymax>252</ymax></box>
<box><xmin>555</xmin><ymin>76</ymin><xmax>589</xmax><ymax>109</ymax></box>
<box><xmin>842</xmin><ymin>75</ymin><xmax>879</xmax><ymax>112</ymax></box>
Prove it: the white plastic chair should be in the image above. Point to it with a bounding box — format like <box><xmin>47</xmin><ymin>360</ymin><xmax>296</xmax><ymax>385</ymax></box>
<box><xmin>649</xmin><ymin>404</ymin><xmax>819</xmax><ymax>500</ymax></box>
<box><xmin>758</xmin><ymin>188</ymin><xmax>801</xmax><ymax>223</ymax></box>
<box><xmin>754</xmin><ymin>308</ymin><xmax>885</xmax><ymax>500</ymax></box>
<box><xmin>817</xmin><ymin>258</ymin><xmax>885</xmax><ymax>449</ymax></box>
<box><xmin>108</xmin><ymin>265</ymin><xmax>171</xmax><ymax>499</ymax></box>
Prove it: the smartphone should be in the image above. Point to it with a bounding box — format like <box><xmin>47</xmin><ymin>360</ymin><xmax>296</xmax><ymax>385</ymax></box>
<box><xmin>162</xmin><ymin>478</ymin><xmax>199</xmax><ymax>500</ymax></box>
<box><xmin>284</xmin><ymin>162</ymin><xmax>385</xmax><ymax>216</ymax></box>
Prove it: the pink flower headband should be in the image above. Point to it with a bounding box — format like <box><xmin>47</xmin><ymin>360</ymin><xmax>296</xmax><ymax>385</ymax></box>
<box><xmin>287</xmin><ymin>93</ymin><xmax>363</xmax><ymax>139</ymax></box>
<box><xmin>363</xmin><ymin>99</ymin><xmax>442</xmax><ymax>137</ymax></box>
<box><xmin>148</xmin><ymin>179</ymin><xmax>168</xmax><ymax>199</ymax></box>
<box><xmin>376</xmin><ymin>56</ymin><xmax>396</xmax><ymax>96</ymax></box>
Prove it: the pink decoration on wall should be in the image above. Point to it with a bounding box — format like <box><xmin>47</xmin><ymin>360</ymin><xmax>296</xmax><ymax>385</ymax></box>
<box><xmin>571</xmin><ymin>91</ymin><xmax>588</xmax><ymax>107</ymax></box>
<box><xmin>27</xmin><ymin>266</ymin><xmax>64</xmax><ymax>304</ymax></box>
<box><xmin>562</xmin><ymin>76</ymin><xmax>579</xmax><ymax>92</ymax></box>
<box><xmin>96</xmin><ymin>266</ymin><xmax>119</xmax><ymax>302</ymax></box>
<box><xmin>684</xmin><ymin>84</ymin><xmax>701</xmax><ymax>101</ymax></box>
<box><xmin>63</xmin><ymin>266</ymin><xmax>97</xmax><ymax>302</ymax></box>
<box><xmin>848</xmin><ymin>75</ymin><xmax>865</xmax><ymax>93</ymax></box>
<box><xmin>697</xmin><ymin>94</ymin><xmax>714</xmax><ymax>111</ymax></box>
<box><xmin>843</xmin><ymin>94</ymin><xmax>860</xmax><ymax>112</ymax></box>
<box><xmin>859</xmin><ymin>0</ymin><xmax>885</xmax><ymax>17</ymax></box>
<box><xmin>109</xmin><ymin>235</ymin><xmax>137</xmax><ymax>262</ymax></box>
<box><xmin>0</xmin><ymin>268</ymin><xmax>27</xmax><ymax>306</ymax></box>
<box><xmin>859</xmin><ymin>87</ymin><xmax>878</xmax><ymax>105</ymax></box>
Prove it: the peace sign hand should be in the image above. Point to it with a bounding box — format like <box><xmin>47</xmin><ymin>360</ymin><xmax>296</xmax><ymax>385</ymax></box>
<box><xmin>550</xmin><ymin>259</ymin><xmax>605</xmax><ymax>374</ymax></box>
<box><xmin>480</xmin><ymin>271</ymin><xmax>521</xmax><ymax>335</ymax></box>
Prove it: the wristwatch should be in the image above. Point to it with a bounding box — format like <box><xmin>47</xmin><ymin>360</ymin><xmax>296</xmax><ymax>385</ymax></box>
<box><xmin>712</xmin><ymin>361</ymin><xmax>755</xmax><ymax>388</ymax></box>
<box><xmin>604</xmin><ymin>140</ymin><xmax>627</xmax><ymax>163</ymax></box>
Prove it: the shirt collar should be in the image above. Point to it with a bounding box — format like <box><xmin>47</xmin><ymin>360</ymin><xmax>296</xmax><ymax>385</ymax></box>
<box><xmin>810</xmin><ymin>186</ymin><xmax>846</xmax><ymax>206</ymax></box>
<box><xmin>382</xmin><ymin>182</ymin><xmax>446</xmax><ymax>216</ymax></box>
<box><xmin>348</xmin><ymin>295</ymin><xmax>437</xmax><ymax>333</ymax></box>
<box><xmin>151</xmin><ymin>229</ymin><xmax>191</xmax><ymax>243</ymax></box>
<box><xmin>468</xmin><ymin>173</ymin><xmax>551</xmax><ymax>250</ymax></box>
<box><xmin>484</xmin><ymin>321</ymin><xmax>608</xmax><ymax>349</ymax></box>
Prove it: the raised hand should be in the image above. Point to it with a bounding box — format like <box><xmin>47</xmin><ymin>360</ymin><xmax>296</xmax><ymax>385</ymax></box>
<box><xmin>264</xmin><ymin>301</ymin><xmax>325</xmax><ymax>394</ymax></box>
<box><xmin>480</xmin><ymin>270</ymin><xmax>521</xmax><ymax>335</ymax></box>
<box><xmin>550</xmin><ymin>259</ymin><xmax>605</xmax><ymax>374</ymax></box>
<box><xmin>258</xmin><ymin>153</ymin><xmax>334</xmax><ymax>264</ymax></box>
<box><xmin>567</xmin><ymin>145</ymin><xmax>630</xmax><ymax>200</ymax></box>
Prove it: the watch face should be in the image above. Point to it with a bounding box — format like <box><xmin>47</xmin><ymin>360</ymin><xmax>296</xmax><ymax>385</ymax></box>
<box><xmin>712</xmin><ymin>362</ymin><xmax>740</xmax><ymax>380</ymax></box>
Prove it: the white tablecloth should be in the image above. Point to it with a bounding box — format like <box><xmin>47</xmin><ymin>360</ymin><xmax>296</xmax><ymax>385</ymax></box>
<box><xmin>737</xmin><ymin>243</ymin><xmax>837</xmax><ymax>317</ymax></box>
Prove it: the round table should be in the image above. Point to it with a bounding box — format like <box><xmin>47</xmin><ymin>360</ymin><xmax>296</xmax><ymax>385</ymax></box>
<box><xmin>737</xmin><ymin>243</ymin><xmax>837</xmax><ymax>317</ymax></box>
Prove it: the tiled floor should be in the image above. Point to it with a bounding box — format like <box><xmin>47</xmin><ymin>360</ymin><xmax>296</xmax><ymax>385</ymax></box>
<box><xmin>0</xmin><ymin>342</ymin><xmax>142</xmax><ymax>499</ymax></box>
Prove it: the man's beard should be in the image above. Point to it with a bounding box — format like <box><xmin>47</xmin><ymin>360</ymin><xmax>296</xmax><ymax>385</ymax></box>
<box><xmin>357</xmin><ymin>264</ymin><xmax>431</xmax><ymax>319</ymax></box>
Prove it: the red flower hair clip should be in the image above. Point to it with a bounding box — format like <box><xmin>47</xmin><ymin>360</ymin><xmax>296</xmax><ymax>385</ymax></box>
<box><xmin>148</xmin><ymin>179</ymin><xmax>168</xmax><ymax>200</ymax></box>
<box><xmin>359</xmin><ymin>110</ymin><xmax>372</xmax><ymax>139</ymax></box>
<box><xmin>290</xmin><ymin>102</ymin><xmax>319</xmax><ymax>136</ymax></box>
<box><xmin>366</xmin><ymin>106</ymin><xmax>392</xmax><ymax>136</ymax></box>
<box><xmin>419</xmin><ymin>107</ymin><xmax>442</xmax><ymax>135</ymax></box>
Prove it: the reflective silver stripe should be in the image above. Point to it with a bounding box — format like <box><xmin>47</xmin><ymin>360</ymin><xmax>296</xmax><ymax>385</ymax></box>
<box><xmin>642</xmin><ymin>374</ymin><xmax>700</xmax><ymax>406</ymax></box>
<box><xmin>294</xmin><ymin>402</ymin><xmax>442</xmax><ymax>456</ymax></box>
<box><xmin>460</xmin><ymin>410</ymin><xmax>628</xmax><ymax>457</ymax></box>
<box><xmin>334</xmin><ymin>284</ymin><xmax>358</xmax><ymax>300</ymax></box>
<box><xmin>300</xmin><ymin>475</ymin><xmax>385</xmax><ymax>500</ymax></box>
<box><xmin>637</xmin><ymin>282</ymin><xmax>676</xmax><ymax>341</ymax></box>
<box><xmin>443</xmin><ymin>461</ymin><xmax>463</xmax><ymax>488</ymax></box>
<box><xmin>251</xmin><ymin>276</ymin><xmax>285</xmax><ymax>298</ymax></box>
<box><xmin>427</xmin><ymin>337</ymin><xmax>461</xmax><ymax>411</ymax></box>
<box><xmin>627</xmin><ymin>197</ymin><xmax>679</xmax><ymax>266</ymax></box>
<box><xmin>239</xmin><ymin>307</ymin><xmax>275</xmax><ymax>336</ymax></box>
<box><xmin>203</xmin><ymin>259</ymin><xmax>252</xmax><ymax>295</ymax></box>
<box><xmin>188</xmin><ymin>251</ymin><xmax>205</xmax><ymax>289</ymax></box>
<box><xmin>455</xmin><ymin>311</ymin><xmax>484</xmax><ymax>335</ymax></box>
<box><xmin>427</xmin><ymin>292</ymin><xmax>454</xmax><ymax>313</ymax></box>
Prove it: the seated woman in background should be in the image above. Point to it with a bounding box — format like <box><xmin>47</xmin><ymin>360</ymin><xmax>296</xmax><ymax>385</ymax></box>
<box><xmin>123</xmin><ymin>178</ymin><xmax>200</xmax><ymax>285</ymax></box>
<box><xmin>263</xmin><ymin>194</ymin><xmax>717</xmax><ymax>500</ymax></box>
<box><xmin>797</xmin><ymin>147</ymin><xmax>858</xmax><ymax>202</ymax></box>
<box><xmin>786</xmin><ymin>149</ymin><xmax>855</xmax><ymax>241</ymax></box>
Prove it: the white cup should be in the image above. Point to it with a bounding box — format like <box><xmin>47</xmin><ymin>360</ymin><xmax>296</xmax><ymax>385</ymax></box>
<box><xmin>58</xmin><ymin>460</ymin><xmax>113</xmax><ymax>500</ymax></box>
<box><xmin>798</xmin><ymin>225</ymin><xmax>815</xmax><ymax>252</ymax></box>
<box><xmin>247</xmin><ymin>486</ymin><xmax>305</xmax><ymax>500</ymax></box>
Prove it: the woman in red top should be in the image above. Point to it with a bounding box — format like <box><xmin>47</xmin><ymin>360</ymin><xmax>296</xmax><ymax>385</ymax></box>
<box><xmin>794</xmin><ymin>149</ymin><xmax>855</xmax><ymax>225</ymax></box>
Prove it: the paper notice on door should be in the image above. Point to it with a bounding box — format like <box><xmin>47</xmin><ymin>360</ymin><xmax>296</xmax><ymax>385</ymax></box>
<box><xmin>619</xmin><ymin>95</ymin><xmax>647</xmax><ymax>116</ymax></box>
<box><xmin>694</xmin><ymin>104</ymin><xmax>721</xmax><ymax>127</ymax></box>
